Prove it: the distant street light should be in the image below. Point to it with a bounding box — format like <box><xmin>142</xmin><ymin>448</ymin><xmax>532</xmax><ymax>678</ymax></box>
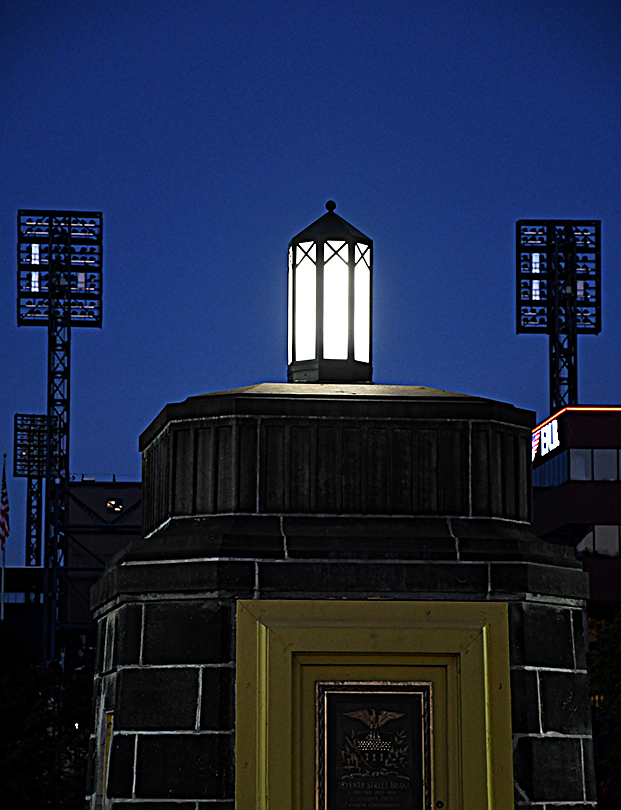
<box><xmin>287</xmin><ymin>201</ymin><xmax>373</xmax><ymax>383</ymax></box>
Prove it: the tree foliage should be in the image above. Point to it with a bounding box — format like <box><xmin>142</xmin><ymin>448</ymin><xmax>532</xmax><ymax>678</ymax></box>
<box><xmin>589</xmin><ymin>609</ymin><xmax>621</xmax><ymax>807</ymax></box>
<box><xmin>0</xmin><ymin>621</ymin><xmax>93</xmax><ymax>809</ymax></box>
<box><xmin>591</xmin><ymin>609</ymin><xmax>621</xmax><ymax>723</ymax></box>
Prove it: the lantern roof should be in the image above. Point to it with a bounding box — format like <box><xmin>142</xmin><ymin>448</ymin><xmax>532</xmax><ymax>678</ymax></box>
<box><xmin>290</xmin><ymin>201</ymin><xmax>369</xmax><ymax>243</ymax></box>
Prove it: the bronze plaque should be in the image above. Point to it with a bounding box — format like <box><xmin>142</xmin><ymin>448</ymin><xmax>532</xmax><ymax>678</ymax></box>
<box><xmin>316</xmin><ymin>681</ymin><xmax>432</xmax><ymax>810</ymax></box>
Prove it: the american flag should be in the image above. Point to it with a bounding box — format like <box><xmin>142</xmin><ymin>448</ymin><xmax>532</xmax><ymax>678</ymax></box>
<box><xmin>0</xmin><ymin>456</ymin><xmax>9</xmax><ymax>550</ymax></box>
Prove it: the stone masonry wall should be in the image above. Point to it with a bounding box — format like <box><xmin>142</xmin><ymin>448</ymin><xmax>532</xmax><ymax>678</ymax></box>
<box><xmin>87</xmin><ymin>385</ymin><xmax>595</xmax><ymax>809</ymax></box>
<box><xmin>509</xmin><ymin>601</ymin><xmax>595</xmax><ymax>806</ymax></box>
<box><xmin>91</xmin><ymin>599</ymin><xmax>236</xmax><ymax>809</ymax></box>
<box><xmin>87</xmin><ymin>517</ymin><xmax>595</xmax><ymax>809</ymax></box>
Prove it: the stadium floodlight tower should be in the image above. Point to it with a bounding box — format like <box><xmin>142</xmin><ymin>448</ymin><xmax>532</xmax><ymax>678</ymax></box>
<box><xmin>516</xmin><ymin>220</ymin><xmax>601</xmax><ymax>414</ymax></box>
<box><xmin>287</xmin><ymin>201</ymin><xmax>373</xmax><ymax>383</ymax></box>
<box><xmin>14</xmin><ymin>414</ymin><xmax>49</xmax><ymax>567</ymax></box>
<box><xmin>17</xmin><ymin>210</ymin><xmax>103</xmax><ymax>662</ymax></box>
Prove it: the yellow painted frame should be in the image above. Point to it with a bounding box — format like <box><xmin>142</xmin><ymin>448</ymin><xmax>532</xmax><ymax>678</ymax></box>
<box><xmin>236</xmin><ymin>600</ymin><xmax>513</xmax><ymax>810</ymax></box>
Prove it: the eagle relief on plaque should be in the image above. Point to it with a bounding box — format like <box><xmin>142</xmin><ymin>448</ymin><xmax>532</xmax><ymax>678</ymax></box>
<box><xmin>315</xmin><ymin>682</ymin><xmax>432</xmax><ymax>810</ymax></box>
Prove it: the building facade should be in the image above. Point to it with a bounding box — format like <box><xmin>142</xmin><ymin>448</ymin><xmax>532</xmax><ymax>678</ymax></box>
<box><xmin>532</xmin><ymin>406</ymin><xmax>621</xmax><ymax>792</ymax></box>
<box><xmin>532</xmin><ymin>406</ymin><xmax>621</xmax><ymax>612</ymax></box>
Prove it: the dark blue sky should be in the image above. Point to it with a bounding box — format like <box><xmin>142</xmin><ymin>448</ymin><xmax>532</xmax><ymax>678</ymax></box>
<box><xmin>2</xmin><ymin>0</ymin><xmax>620</xmax><ymax>564</ymax></box>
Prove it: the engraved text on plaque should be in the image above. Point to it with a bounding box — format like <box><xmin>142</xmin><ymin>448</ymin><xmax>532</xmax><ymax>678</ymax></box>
<box><xmin>316</xmin><ymin>682</ymin><xmax>432</xmax><ymax>810</ymax></box>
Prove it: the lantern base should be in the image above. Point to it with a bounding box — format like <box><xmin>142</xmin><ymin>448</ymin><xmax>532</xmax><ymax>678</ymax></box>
<box><xmin>287</xmin><ymin>358</ymin><xmax>373</xmax><ymax>383</ymax></box>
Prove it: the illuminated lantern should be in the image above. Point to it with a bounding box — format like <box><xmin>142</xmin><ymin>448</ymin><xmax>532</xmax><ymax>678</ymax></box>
<box><xmin>287</xmin><ymin>201</ymin><xmax>372</xmax><ymax>383</ymax></box>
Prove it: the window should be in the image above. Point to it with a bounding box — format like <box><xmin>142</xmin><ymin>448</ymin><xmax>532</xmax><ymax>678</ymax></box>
<box><xmin>595</xmin><ymin>525</ymin><xmax>620</xmax><ymax>555</ymax></box>
<box><xmin>593</xmin><ymin>449</ymin><xmax>618</xmax><ymax>481</ymax></box>
<box><xmin>535</xmin><ymin>447</ymin><xmax>621</xmax><ymax>486</ymax></box>
<box><xmin>569</xmin><ymin>449</ymin><xmax>592</xmax><ymax>481</ymax></box>
<box><xmin>576</xmin><ymin>526</ymin><xmax>621</xmax><ymax>557</ymax></box>
<box><xmin>576</xmin><ymin>530</ymin><xmax>594</xmax><ymax>555</ymax></box>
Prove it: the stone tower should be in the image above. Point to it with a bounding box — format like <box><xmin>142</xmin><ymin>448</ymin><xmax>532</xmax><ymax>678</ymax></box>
<box><xmin>87</xmin><ymin>382</ymin><xmax>595</xmax><ymax>808</ymax></box>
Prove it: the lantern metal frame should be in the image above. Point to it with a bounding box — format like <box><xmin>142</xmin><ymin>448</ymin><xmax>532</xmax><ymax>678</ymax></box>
<box><xmin>287</xmin><ymin>202</ymin><xmax>373</xmax><ymax>383</ymax></box>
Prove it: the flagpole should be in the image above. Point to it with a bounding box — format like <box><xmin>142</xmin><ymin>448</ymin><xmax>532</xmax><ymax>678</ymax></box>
<box><xmin>1</xmin><ymin>544</ymin><xmax>4</xmax><ymax>621</ymax></box>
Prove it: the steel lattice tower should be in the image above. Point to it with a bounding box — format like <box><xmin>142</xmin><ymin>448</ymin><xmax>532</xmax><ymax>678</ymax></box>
<box><xmin>17</xmin><ymin>210</ymin><xmax>103</xmax><ymax>662</ymax></box>
<box><xmin>14</xmin><ymin>414</ymin><xmax>49</xmax><ymax>567</ymax></box>
<box><xmin>516</xmin><ymin>220</ymin><xmax>601</xmax><ymax>414</ymax></box>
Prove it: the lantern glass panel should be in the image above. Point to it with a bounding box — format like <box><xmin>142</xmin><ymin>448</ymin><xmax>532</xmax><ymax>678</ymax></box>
<box><xmin>323</xmin><ymin>241</ymin><xmax>349</xmax><ymax>360</ymax></box>
<box><xmin>354</xmin><ymin>243</ymin><xmax>370</xmax><ymax>363</ymax></box>
<box><xmin>295</xmin><ymin>241</ymin><xmax>316</xmax><ymax>361</ymax></box>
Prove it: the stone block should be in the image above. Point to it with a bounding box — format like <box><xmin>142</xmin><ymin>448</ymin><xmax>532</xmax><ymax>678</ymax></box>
<box><xmin>455</xmin><ymin>521</ymin><xmax>580</xmax><ymax>565</ymax></box>
<box><xmin>583</xmin><ymin>737</ymin><xmax>597</xmax><ymax>801</ymax></box>
<box><xmin>285</xmin><ymin>533</ymin><xmax>457</xmax><ymax>560</ymax></box>
<box><xmin>257</xmin><ymin>560</ymin><xmax>488</xmax><ymax>597</ymax></box>
<box><xmin>95</xmin><ymin>619</ymin><xmax>105</xmax><ymax>672</ymax></box>
<box><xmin>173</xmin><ymin>428</ymin><xmax>193</xmax><ymax>516</ymax></box>
<box><xmin>196</xmin><ymin>804</ymin><xmax>234</xmax><ymax>810</ymax></box>
<box><xmin>119</xmin><ymin>560</ymin><xmax>255</xmax><ymax>596</ymax></box>
<box><xmin>201</xmin><ymin>667</ymin><xmax>234</xmax><ymax>731</ymax></box>
<box><xmin>116</xmin><ymin>604</ymin><xmax>142</xmax><ymax>666</ymax></box>
<box><xmin>104</xmin><ymin>613</ymin><xmax>116</xmax><ymax>673</ymax></box>
<box><xmin>470</xmin><ymin>425</ymin><xmax>527</xmax><ymax>520</ymax></box>
<box><xmin>540</xmin><ymin>670</ymin><xmax>592</xmax><ymax>734</ymax></box>
<box><xmin>540</xmin><ymin>806</ymin><xmax>590</xmax><ymax>810</ymax></box>
<box><xmin>143</xmin><ymin>601</ymin><xmax>233</xmax><ymax>665</ymax></box>
<box><xmin>116</xmin><ymin>668</ymin><xmax>199</xmax><ymax>730</ymax></box>
<box><xmin>572</xmin><ymin>608</ymin><xmax>588</xmax><ymax>669</ymax></box>
<box><xmin>107</xmin><ymin>734</ymin><xmax>135</xmax><ymax>798</ymax></box>
<box><xmin>509</xmin><ymin>668</ymin><xmax>540</xmax><ymax>733</ymax></box>
<box><xmin>210</xmin><ymin>532</ymin><xmax>283</xmax><ymax>558</ymax></box>
<box><xmin>509</xmin><ymin>603</ymin><xmax>575</xmax><ymax>668</ymax></box>
<box><xmin>124</xmin><ymin>516</ymin><xmax>284</xmax><ymax>561</ymax></box>
<box><xmin>102</xmin><ymin>672</ymin><xmax>117</xmax><ymax>711</ymax></box>
<box><xmin>284</xmin><ymin>516</ymin><xmax>456</xmax><ymax>560</ymax></box>
<box><xmin>196</xmin><ymin>802</ymin><xmax>235</xmax><ymax>810</ymax></box>
<box><xmin>135</xmin><ymin>733</ymin><xmax>233</xmax><ymax>799</ymax></box>
<box><xmin>490</xmin><ymin>561</ymin><xmax>589</xmax><ymax>600</ymax></box>
<box><xmin>402</xmin><ymin>562</ymin><xmax>488</xmax><ymax>595</ymax></box>
<box><xmin>112</xmin><ymin>804</ymin><xmax>195</xmax><ymax>810</ymax></box>
<box><xmin>512</xmin><ymin>736</ymin><xmax>585</xmax><ymax>802</ymax></box>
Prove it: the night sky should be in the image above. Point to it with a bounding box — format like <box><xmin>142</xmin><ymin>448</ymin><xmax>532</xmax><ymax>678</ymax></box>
<box><xmin>2</xmin><ymin>0</ymin><xmax>620</xmax><ymax>565</ymax></box>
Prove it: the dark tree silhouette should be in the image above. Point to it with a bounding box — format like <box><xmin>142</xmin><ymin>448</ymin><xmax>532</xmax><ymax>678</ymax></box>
<box><xmin>0</xmin><ymin>621</ymin><xmax>93</xmax><ymax>809</ymax></box>
<box><xmin>589</xmin><ymin>608</ymin><xmax>621</xmax><ymax>809</ymax></box>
